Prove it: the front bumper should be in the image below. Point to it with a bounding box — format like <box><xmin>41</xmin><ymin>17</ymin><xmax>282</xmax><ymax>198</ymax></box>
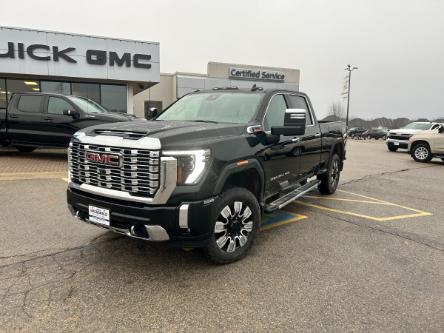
<box><xmin>67</xmin><ymin>187</ymin><xmax>216</xmax><ymax>247</ymax></box>
<box><xmin>386</xmin><ymin>138</ymin><xmax>409</xmax><ymax>149</ymax></box>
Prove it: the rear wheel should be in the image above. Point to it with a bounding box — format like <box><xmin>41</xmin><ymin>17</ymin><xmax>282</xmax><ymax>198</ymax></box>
<box><xmin>14</xmin><ymin>146</ymin><xmax>36</xmax><ymax>153</ymax></box>
<box><xmin>411</xmin><ymin>143</ymin><xmax>432</xmax><ymax>163</ymax></box>
<box><xmin>387</xmin><ymin>143</ymin><xmax>398</xmax><ymax>152</ymax></box>
<box><xmin>205</xmin><ymin>187</ymin><xmax>260</xmax><ymax>264</ymax></box>
<box><xmin>318</xmin><ymin>153</ymin><xmax>341</xmax><ymax>195</ymax></box>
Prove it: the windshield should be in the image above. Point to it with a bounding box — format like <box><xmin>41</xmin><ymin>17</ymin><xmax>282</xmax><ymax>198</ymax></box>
<box><xmin>156</xmin><ymin>92</ymin><xmax>263</xmax><ymax>124</ymax></box>
<box><xmin>402</xmin><ymin>122</ymin><xmax>431</xmax><ymax>130</ymax></box>
<box><xmin>68</xmin><ymin>96</ymin><xmax>106</xmax><ymax>114</ymax></box>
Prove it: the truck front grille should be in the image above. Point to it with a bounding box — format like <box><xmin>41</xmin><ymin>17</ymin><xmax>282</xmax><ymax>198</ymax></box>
<box><xmin>69</xmin><ymin>141</ymin><xmax>160</xmax><ymax>197</ymax></box>
<box><xmin>388</xmin><ymin>134</ymin><xmax>411</xmax><ymax>141</ymax></box>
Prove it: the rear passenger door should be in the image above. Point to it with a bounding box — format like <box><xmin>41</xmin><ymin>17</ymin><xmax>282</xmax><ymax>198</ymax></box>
<box><xmin>7</xmin><ymin>95</ymin><xmax>48</xmax><ymax>145</ymax></box>
<box><xmin>286</xmin><ymin>94</ymin><xmax>322</xmax><ymax>177</ymax></box>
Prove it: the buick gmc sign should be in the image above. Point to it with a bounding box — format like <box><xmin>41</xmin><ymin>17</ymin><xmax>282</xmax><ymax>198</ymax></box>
<box><xmin>0</xmin><ymin>26</ymin><xmax>160</xmax><ymax>83</ymax></box>
<box><xmin>0</xmin><ymin>42</ymin><xmax>152</xmax><ymax>69</ymax></box>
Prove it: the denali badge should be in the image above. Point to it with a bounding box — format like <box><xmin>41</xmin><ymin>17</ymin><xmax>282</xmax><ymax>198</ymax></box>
<box><xmin>85</xmin><ymin>151</ymin><xmax>121</xmax><ymax>167</ymax></box>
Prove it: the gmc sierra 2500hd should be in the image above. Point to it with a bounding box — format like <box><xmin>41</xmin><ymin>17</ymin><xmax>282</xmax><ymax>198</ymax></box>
<box><xmin>67</xmin><ymin>87</ymin><xmax>346</xmax><ymax>263</ymax></box>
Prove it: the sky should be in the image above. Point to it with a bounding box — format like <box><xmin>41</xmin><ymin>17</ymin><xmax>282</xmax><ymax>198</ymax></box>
<box><xmin>0</xmin><ymin>0</ymin><xmax>443</xmax><ymax>120</ymax></box>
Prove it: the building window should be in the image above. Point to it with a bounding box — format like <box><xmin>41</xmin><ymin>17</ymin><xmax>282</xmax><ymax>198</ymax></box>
<box><xmin>71</xmin><ymin>83</ymin><xmax>100</xmax><ymax>103</ymax></box>
<box><xmin>6</xmin><ymin>79</ymin><xmax>40</xmax><ymax>97</ymax></box>
<box><xmin>100</xmin><ymin>84</ymin><xmax>127</xmax><ymax>113</ymax></box>
<box><xmin>41</xmin><ymin>81</ymin><xmax>71</xmax><ymax>95</ymax></box>
<box><xmin>0</xmin><ymin>79</ymin><xmax>6</xmax><ymax>109</ymax></box>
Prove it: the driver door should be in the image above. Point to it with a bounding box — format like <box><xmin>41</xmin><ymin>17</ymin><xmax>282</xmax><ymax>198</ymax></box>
<box><xmin>41</xmin><ymin>96</ymin><xmax>80</xmax><ymax>146</ymax></box>
<box><xmin>260</xmin><ymin>94</ymin><xmax>303</xmax><ymax>198</ymax></box>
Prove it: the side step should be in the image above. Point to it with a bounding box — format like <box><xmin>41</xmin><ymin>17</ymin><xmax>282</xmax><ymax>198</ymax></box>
<box><xmin>264</xmin><ymin>180</ymin><xmax>320</xmax><ymax>213</ymax></box>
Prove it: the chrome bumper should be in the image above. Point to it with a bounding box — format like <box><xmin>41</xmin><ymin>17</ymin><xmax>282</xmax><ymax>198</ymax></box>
<box><xmin>68</xmin><ymin>204</ymin><xmax>170</xmax><ymax>241</ymax></box>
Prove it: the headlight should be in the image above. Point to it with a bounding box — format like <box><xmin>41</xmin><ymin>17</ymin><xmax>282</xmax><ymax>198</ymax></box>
<box><xmin>163</xmin><ymin>149</ymin><xmax>210</xmax><ymax>185</ymax></box>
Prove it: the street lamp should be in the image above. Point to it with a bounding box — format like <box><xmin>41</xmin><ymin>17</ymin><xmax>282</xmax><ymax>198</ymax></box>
<box><xmin>344</xmin><ymin>64</ymin><xmax>358</xmax><ymax>128</ymax></box>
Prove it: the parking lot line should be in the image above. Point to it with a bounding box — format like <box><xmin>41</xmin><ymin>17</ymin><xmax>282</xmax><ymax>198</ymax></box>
<box><xmin>260</xmin><ymin>212</ymin><xmax>307</xmax><ymax>231</ymax></box>
<box><xmin>292</xmin><ymin>189</ymin><xmax>432</xmax><ymax>222</ymax></box>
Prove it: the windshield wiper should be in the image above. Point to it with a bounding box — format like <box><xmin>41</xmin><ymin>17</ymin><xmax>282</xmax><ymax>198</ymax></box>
<box><xmin>190</xmin><ymin>120</ymin><xmax>219</xmax><ymax>124</ymax></box>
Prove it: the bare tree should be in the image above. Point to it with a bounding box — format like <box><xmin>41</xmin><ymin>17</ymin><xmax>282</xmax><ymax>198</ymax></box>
<box><xmin>328</xmin><ymin>102</ymin><xmax>346</xmax><ymax>120</ymax></box>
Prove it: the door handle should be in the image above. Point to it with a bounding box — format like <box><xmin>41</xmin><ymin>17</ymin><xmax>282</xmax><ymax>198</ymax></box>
<box><xmin>9</xmin><ymin>114</ymin><xmax>19</xmax><ymax>119</ymax></box>
<box><xmin>44</xmin><ymin>117</ymin><xmax>54</xmax><ymax>121</ymax></box>
<box><xmin>314</xmin><ymin>133</ymin><xmax>321</xmax><ymax>138</ymax></box>
<box><xmin>291</xmin><ymin>137</ymin><xmax>301</xmax><ymax>143</ymax></box>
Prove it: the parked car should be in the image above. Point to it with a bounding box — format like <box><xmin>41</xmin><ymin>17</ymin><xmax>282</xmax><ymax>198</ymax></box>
<box><xmin>362</xmin><ymin>128</ymin><xmax>388</xmax><ymax>140</ymax></box>
<box><xmin>386</xmin><ymin>122</ymin><xmax>442</xmax><ymax>152</ymax></box>
<box><xmin>67</xmin><ymin>88</ymin><xmax>347</xmax><ymax>264</ymax></box>
<box><xmin>347</xmin><ymin>127</ymin><xmax>367</xmax><ymax>139</ymax></box>
<box><xmin>0</xmin><ymin>92</ymin><xmax>139</xmax><ymax>152</ymax></box>
<box><xmin>409</xmin><ymin>126</ymin><xmax>444</xmax><ymax>163</ymax></box>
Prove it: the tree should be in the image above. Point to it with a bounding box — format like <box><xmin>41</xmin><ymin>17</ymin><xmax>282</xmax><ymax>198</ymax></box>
<box><xmin>328</xmin><ymin>102</ymin><xmax>346</xmax><ymax>120</ymax></box>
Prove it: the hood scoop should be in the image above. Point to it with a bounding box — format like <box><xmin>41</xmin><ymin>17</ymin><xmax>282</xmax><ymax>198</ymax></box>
<box><xmin>94</xmin><ymin>129</ymin><xmax>148</xmax><ymax>140</ymax></box>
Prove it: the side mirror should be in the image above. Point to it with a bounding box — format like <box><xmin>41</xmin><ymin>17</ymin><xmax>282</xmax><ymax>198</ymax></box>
<box><xmin>439</xmin><ymin>126</ymin><xmax>444</xmax><ymax>134</ymax></box>
<box><xmin>63</xmin><ymin>109</ymin><xmax>80</xmax><ymax>119</ymax></box>
<box><xmin>271</xmin><ymin>109</ymin><xmax>306</xmax><ymax>136</ymax></box>
<box><xmin>146</xmin><ymin>107</ymin><xmax>159</xmax><ymax>120</ymax></box>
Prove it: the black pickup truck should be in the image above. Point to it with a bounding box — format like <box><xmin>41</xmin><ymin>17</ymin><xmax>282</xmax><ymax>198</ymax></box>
<box><xmin>0</xmin><ymin>92</ymin><xmax>135</xmax><ymax>152</ymax></box>
<box><xmin>67</xmin><ymin>87</ymin><xmax>346</xmax><ymax>263</ymax></box>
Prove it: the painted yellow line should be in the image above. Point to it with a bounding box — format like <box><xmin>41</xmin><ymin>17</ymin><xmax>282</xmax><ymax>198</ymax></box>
<box><xmin>260</xmin><ymin>213</ymin><xmax>307</xmax><ymax>231</ymax></box>
<box><xmin>293</xmin><ymin>201</ymin><xmax>432</xmax><ymax>222</ymax></box>
<box><xmin>62</xmin><ymin>177</ymin><xmax>69</xmax><ymax>182</ymax></box>
<box><xmin>303</xmin><ymin>195</ymin><xmax>390</xmax><ymax>205</ymax></box>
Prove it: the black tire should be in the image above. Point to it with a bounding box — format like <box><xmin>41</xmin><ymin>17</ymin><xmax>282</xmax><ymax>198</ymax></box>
<box><xmin>205</xmin><ymin>187</ymin><xmax>260</xmax><ymax>264</ymax></box>
<box><xmin>382</xmin><ymin>136</ymin><xmax>387</xmax><ymax>140</ymax></box>
<box><xmin>411</xmin><ymin>143</ymin><xmax>432</xmax><ymax>163</ymax></box>
<box><xmin>14</xmin><ymin>146</ymin><xmax>36</xmax><ymax>153</ymax></box>
<box><xmin>387</xmin><ymin>143</ymin><xmax>398</xmax><ymax>152</ymax></box>
<box><xmin>441</xmin><ymin>158</ymin><xmax>444</xmax><ymax>162</ymax></box>
<box><xmin>317</xmin><ymin>153</ymin><xmax>341</xmax><ymax>195</ymax></box>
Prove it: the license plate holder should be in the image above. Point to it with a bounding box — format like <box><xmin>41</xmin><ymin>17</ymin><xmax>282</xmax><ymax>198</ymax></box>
<box><xmin>89</xmin><ymin>205</ymin><xmax>110</xmax><ymax>226</ymax></box>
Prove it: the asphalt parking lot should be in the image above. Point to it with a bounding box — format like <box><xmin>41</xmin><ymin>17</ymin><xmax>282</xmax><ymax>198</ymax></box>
<box><xmin>1</xmin><ymin>140</ymin><xmax>443</xmax><ymax>332</ymax></box>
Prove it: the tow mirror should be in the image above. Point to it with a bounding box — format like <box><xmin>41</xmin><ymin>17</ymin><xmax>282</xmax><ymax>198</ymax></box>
<box><xmin>63</xmin><ymin>109</ymin><xmax>80</xmax><ymax>119</ymax></box>
<box><xmin>146</xmin><ymin>107</ymin><xmax>159</xmax><ymax>120</ymax></box>
<box><xmin>271</xmin><ymin>109</ymin><xmax>306</xmax><ymax>136</ymax></box>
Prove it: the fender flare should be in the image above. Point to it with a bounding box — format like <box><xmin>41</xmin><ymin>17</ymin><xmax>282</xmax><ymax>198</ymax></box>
<box><xmin>213</xmin><ymin>158</ymin><xmax>265</xmax><ymax>201</ymax></box>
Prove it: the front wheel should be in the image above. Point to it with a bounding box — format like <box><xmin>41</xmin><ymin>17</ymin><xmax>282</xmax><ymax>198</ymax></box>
<box><xmin>205</xmin><ymin>187</ymin><xmax>260</xmax><ymax>264</ymax></box>
<box><xmin>14</xmin><ymin>146</ymin><xmax>36</xmax><ymax>153</ymax></box>
<box><xmin>411</xmin><ymin>143</ymin><xmax>432</xmax><ymax>163</ymax></box>
<box><xmin>317</xmin><ymin>153</ymin><xmax>341</xmax><ymax>195</ymax></box>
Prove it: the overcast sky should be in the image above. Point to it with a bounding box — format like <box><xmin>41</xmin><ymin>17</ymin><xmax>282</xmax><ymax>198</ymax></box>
<box><xmin>1</xmin><ymin>0</ymin><xmax>443</xmax><ymax>119</ymax></box>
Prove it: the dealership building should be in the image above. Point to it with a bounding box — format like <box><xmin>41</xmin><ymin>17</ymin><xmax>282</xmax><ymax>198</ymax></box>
<box><xmin>1</xmin><ymin>26</ymin><xmax>300</xmax><ymax>117</ymax></box>
<box><xmin>0</xmin><ymin>26</ymin><xmax>160</xmax><ymax>114</ymax></box>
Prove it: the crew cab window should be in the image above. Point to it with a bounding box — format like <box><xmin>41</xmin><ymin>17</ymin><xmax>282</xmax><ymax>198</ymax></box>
<box><xmin>48</xmin><ymin>97</ymin><xmax>74</xmax><ymax>115</ymax></box>
<box><xmin>288</xmin><ymin>95</ymin><xmax>313</xmax><ymax>125</ymax></box>
<box><xmin>264</xmin><ymin>94</ymin><xmax>287</xmax><ymax>131</ymax></box>
<box><xmin>17</xmin><ymin>95</ymin><xmax>44</xmax><ymax>113</ymax></box>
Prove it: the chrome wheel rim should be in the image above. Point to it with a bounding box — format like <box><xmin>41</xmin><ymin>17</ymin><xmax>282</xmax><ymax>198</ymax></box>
<box><xmin>330</xmin><ymin>159</ymin><xmax>340</xmax><ymax>188</ymax></box>
<box><xmin>414</xmin><ymin>146</ymin><xmax>429</xmax><ymax>160</ymax></box>
<box><xmin>214</xmin><ymin>201</ymin><xmax>253</xmax><ymax>253</ymax></box>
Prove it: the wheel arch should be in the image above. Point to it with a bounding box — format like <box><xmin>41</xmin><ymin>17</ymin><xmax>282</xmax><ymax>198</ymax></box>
<box><xmin>213</xmin><ymin>159</ymin><xmax>264</xmax><ymax>202</ymax></box>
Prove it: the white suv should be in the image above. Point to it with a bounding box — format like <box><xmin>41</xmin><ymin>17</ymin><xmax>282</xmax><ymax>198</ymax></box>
<box><xmin>386</xmin><ymin>122</ymin><xmax>442</xmax><ymax>152</ymax></box>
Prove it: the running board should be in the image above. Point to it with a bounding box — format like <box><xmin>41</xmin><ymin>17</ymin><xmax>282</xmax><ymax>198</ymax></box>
<box><xmin>264</xmin><ymin>180</ymin><xmax>320</xmax><ymax>213</ymax></box>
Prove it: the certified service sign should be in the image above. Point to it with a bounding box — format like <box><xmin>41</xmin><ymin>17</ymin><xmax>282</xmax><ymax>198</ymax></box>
<box><xmin>229</xmin><ymin>67</ymin><xmax>285</xmax><ymax>82</ymax></box>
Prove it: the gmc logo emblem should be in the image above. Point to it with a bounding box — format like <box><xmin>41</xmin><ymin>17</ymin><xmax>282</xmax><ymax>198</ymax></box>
<box><xmin>85</xmin><ymin>151</ymin><xmax>121</xmax><ymax>167</ymax></box>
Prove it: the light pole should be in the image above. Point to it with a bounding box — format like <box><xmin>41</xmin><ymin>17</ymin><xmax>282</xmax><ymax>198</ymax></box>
<box><xmin>345</xmin><ymin>64</ymin><xmax>358</xmax><ymax>128</ymax></box>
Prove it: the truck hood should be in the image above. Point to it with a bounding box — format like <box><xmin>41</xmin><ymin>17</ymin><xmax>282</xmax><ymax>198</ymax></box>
<box><xmin>389</xmin><ymin>128</ymin><xmax>429</xmax><ymax>135</ymax></box>
<box><xmin>81</xmin><ymin>120</ymin><xmax>246</xmax><ymax>148</ymax></box>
